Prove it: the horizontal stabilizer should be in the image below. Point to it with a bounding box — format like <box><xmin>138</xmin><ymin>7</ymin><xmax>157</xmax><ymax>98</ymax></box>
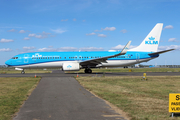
<box><xmin>148</xmin><ymin>49</ymin><xmax>174</xmax><ymax>55</ymax></box>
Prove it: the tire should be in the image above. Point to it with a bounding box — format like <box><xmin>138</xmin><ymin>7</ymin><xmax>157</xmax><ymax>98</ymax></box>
<box><xmin>84</xmin><ymin>69</ymin><xmax>92</xmax><ymax>73</ymax></box>
<box><xmin>88</xmin><ymin>69</ymin><xmax>92</xmax><ymax>73</ymax></box>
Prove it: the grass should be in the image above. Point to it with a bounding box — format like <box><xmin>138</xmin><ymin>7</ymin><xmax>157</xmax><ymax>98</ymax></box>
<box><xmin>0</xmin><ymin>69</ymin><xmax>51</xmax><ymax>74</ymax></box>
<box><xmin>0</xmin><ymin>77</ymin><xmax>41</xmax><ymax>120</ymax></box>
<box><xmin>68</xmin><ymin>68</ymin><xmax>180</xmax><ymax>73</ymax></box>
<box><xmin>1</xmin><ymin>68</ymin><xmax>180</xmax><ymax>74</ymax></box>
<box><xmin>76</xmin><ymin>76</ymin><xmax>180</xmax><ymax>120</ymax></box>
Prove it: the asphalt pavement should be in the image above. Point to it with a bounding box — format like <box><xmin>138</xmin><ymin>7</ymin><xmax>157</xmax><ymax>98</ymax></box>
<box><xmin>13</xmin><ymin>77</ymin><xmax>127</xmax><ymax>120</ymax></box>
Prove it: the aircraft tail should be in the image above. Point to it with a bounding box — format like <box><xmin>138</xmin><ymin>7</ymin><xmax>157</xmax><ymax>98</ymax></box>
<box><xmin>129</xmin><ymin>23</ymin><xmax>163</xmax><ymax>52</ymax></box>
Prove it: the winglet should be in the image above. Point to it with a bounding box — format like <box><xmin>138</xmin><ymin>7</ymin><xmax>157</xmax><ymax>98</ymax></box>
<box><xmin>120</xmin><ymin>41</ymin><xmax>131</xmax><ymax>54</ymax></box>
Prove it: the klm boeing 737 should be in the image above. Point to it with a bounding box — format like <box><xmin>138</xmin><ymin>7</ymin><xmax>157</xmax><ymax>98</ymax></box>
<box><xmin>5</xmin><ymin>23</ymin><xmax>174</xmax><ymax>74</ymax></box>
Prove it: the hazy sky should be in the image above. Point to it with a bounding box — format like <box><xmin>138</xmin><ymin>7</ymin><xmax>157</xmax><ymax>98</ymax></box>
<box><xmin>0</xmin><ymin>0</ymin><xmax>180</xmax><ymax>65</ymax></box>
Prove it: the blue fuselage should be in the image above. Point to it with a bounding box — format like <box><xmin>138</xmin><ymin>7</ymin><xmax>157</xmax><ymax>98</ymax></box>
<box><xmin>5</xmin><ymin>51</ymin><xmax>159</xmax><ymax>69</ymax></box>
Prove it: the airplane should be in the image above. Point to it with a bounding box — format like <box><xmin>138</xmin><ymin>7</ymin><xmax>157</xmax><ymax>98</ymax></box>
<box><xmin>5</xmin><ymin>23</ymin><xmax>174</xmax><ymax>74</ymax></box>
<box><xmin>137</xmin><ymin>64</ymin><xmax>155</xmax><ymax>68</ymax></box>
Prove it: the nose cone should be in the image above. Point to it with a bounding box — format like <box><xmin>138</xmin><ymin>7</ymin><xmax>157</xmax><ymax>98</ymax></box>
<box><xmin>5</xmin><ymin>59</ymin><xmax>11</xmax><ymax>66</ymax></box>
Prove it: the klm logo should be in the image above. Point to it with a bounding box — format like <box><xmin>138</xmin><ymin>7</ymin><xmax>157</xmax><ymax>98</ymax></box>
<box><xmin>67</xmin><ymin>65</ymin><xmax>72</xmax><ymax>68</ymax></box>
<box><xmin>149</xmin><ymin>36</ymin><xmax>155</xmax><ymax>40</ymax></box>
<box><xmin>32</xmin><ymin>53</ymin><xmax>42</xmax><ymax>57</ymax></box>
<box><xmin>145</xmin><ymin>36</ymin><xmax>158</xmax><ymax>45</ymax></box>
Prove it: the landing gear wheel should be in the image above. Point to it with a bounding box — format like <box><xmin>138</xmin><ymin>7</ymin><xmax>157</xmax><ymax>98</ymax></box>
<box><xmin>88</xmin><ymin>69</ymin><xmax>92</xmax><ymax>73</ymax></box>
<box><xmin>84</xmin><ymin>69</ymin><xmax>92</xmax><ymax>73</ymax></box>
<box><xmin>84</xmin><ymin>69</ymin><xmax>88</xmax><ymax>73</ymax></box>
<box><xmin>21</xmin><ymin>71</ymin><xmax>25</xmax><ymax>74</ymax></box>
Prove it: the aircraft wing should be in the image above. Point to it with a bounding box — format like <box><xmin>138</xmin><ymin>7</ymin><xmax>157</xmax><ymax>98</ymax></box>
<box><xmin>80</xmin><ymin>41</ymin><xmax>131</xmax><ymax>66</ymax></box>
<box><xmin>148</xmin><ymin>49</ymin><xmax>175</xmax><ymax>55</ymax></box>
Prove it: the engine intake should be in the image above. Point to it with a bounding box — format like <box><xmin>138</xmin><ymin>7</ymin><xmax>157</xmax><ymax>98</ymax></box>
<box><xmin>63</xmin><ymin>62</ymin><xmax>80</xmax><ymax>71</ymax></box>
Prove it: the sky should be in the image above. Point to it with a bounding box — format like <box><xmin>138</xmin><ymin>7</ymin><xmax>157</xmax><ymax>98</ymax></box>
<box><xmin>0</xmin><ymin>0</ymin><xmax>180</xmax><ymax>65</ymax></box>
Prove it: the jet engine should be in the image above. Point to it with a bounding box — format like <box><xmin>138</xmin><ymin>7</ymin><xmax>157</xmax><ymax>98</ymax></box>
<box><xmin>62</xmin><ymin>62</ymin><xmax>80</xmax><ymax>71</ymax></box>
<box><xmin>15</xmin><ymin>68</ymin><xmax>23</xmax><ymax>71</ymax></box>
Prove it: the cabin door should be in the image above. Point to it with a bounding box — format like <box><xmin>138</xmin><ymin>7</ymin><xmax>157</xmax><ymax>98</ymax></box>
<box><xmin>24</xmin><ymin>54</ymin><xmax>29</xmax><ymax>63</ymax></box>
<box><xmin>136</xmin><ymin>53</ymin><xmax>140</xmax><ymax>62</ymax></box>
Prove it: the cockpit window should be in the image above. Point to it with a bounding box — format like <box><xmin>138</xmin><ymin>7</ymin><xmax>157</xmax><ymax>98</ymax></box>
<box><xmin>12</xmin><ymin>57</ymin><xmax>18</xmax><ymax>59</ymax></box>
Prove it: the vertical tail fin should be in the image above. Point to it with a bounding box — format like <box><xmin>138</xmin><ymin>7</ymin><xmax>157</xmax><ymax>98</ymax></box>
<box><xmin>129</xmin><ymin>23</ymin><xmax>163</xmax><ymax>52</ymax></box>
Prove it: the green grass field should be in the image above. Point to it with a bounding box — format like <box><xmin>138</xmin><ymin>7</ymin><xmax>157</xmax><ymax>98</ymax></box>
<box><xmin>68</xmin><ymin>68</ymin><xmax>180</xmax><ymax>73</ymax></box>
<box><xmin>76</xmin><ymin>76</ymin><xmax>180</xmax><ymax>120</ymax></box>
<box><xmin>0</xmin><ymin>69</ymin><xmax>51</xmax><ymax>74</ymax></box>
<box><xmin>1</xmin><ymin>68</ymin><xmax>180</xmax><ymax>74</ymax></box>
<box><xmin>1</xmin><ymin>74</ymin><xmax>180</xmax><ymax>120</ymax></box>
<box><xmin>0</xmin><ymin>77</ymin><xmax>41</xmax><ymax>120</ymax></box>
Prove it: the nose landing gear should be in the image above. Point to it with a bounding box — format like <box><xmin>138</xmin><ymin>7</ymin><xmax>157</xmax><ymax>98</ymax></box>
<box><xmin>21</xmin><ymin>70</ymin><xmax>25</xmax><ymax>74</ymax></box>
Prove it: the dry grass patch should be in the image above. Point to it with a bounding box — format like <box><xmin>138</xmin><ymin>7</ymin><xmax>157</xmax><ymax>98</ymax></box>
<box><xmin>68</xmin><ymin>68</ymin><xmax>180</xmax><ymax>73</ymax></box>
<box><xmin>0</xmin><ymin>69</ymin><xmax>51</xmax><ymax>74</ymax></box>
<box><xmin>0</xmin><ymin>77</ymin><xmax>40</xmax><ymax>120</ymax></box>
<box><xmin>76</xmin><ymin>76</ymin><xmax>180</xmax><ymax>120</ymax></box>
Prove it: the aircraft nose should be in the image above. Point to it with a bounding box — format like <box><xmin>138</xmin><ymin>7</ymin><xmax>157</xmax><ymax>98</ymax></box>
<box><xmin>5</xmin><ymin>60</ymin><xmax>11</xmax><ymax>66</ymax></box>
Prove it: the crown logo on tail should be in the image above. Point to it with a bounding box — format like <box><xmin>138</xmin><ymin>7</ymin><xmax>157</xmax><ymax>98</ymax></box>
<box><xmin>149</xmin><ymin>36</ymin><xmax>155</xmax><ymax>40</ymax></box>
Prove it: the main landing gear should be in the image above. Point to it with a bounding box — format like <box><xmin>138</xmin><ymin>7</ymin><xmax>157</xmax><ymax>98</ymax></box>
<box><xmin>84</xmin><ymin>68</ymin><xmax>92</xmax><ymax>73</ymax></box>
<box><xmin>21</xmin><ymin>70</ymin><xmax>25</xmax><ymax>74</ymax></box>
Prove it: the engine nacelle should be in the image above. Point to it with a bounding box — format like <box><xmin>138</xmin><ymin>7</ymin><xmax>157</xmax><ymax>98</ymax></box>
<box><xmin>15</xmin><ymin>68</ymin><xmax>23</xmax><ymax>71</ymax></box>
<box><xmin>62</xmin><ymin>62</ymin><xmax>80</xmax><ymax>71</ymax></box>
